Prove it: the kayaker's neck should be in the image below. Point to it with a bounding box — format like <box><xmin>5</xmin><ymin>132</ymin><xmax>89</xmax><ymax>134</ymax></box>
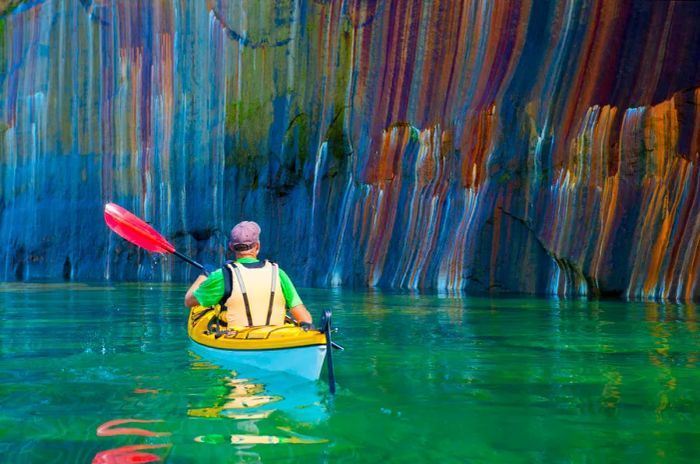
<box><xmin>228</xmin><ymin>241</ymin><xmax>260</xmax><ymax>262</ymax></box>
<box><xmin>235</xmin><ymin>249</ymin><xmax>259</xmax><ymax>261</ymax></box>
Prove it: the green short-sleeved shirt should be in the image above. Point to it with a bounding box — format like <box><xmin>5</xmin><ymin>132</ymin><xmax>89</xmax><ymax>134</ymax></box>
<box><xmin>193</xmin><ymin>258</ymin><xmax>303</xmax><ymax>309</ymax></box>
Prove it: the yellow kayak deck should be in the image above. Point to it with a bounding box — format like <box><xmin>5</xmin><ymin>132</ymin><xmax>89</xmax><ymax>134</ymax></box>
<box><xmin>188</xmin><ymin>306</ymin><xmax>327</xmax><ymax>351</ymax></box>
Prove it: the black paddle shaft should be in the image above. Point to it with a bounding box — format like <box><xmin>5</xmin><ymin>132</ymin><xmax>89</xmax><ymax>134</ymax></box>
<box><xmin>324</xmin><ymin>309</ymin><xmax>336</xmax><ymax>394</ymax></box>
<box><xmin>172</xmin><ymin>250</ymin><xmax>208</xmax><ymax>275</ymax></box>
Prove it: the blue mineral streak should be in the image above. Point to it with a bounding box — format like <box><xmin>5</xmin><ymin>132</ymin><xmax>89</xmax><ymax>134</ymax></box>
<box><xmin>0</xmin><ymin>1</ymin><xmax>699</xmax><ymax>297</ymax></box>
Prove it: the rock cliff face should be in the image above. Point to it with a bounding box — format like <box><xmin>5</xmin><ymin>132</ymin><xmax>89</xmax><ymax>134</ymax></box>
<box><xmin>1</xmin><ymin>1</ymin><xmax>699</xmax><ymax>298</ymax></box>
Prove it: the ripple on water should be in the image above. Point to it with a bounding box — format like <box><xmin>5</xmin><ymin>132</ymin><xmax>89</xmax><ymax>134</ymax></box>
<box><xmin>3</xmin><ymin>285</ymin><xmax>700</xmax><ymax>462</ymax></box>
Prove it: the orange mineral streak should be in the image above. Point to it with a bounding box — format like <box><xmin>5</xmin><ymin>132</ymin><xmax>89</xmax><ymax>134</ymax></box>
<box><xmin>684</xmin><ymin>229</ymin><xmax>700</xmax><ymax>301</ymax></box>
<box><xmin>591</xmin><ymin>107</ymin><xmax>616</xmax><ymax>186</ymax></box>
<box><xmin>460</xmin><ymin>106</ymin><xmax>495</xmax><ymax>189</ymax></box>
<box><xmin>415</xmin><ymin>130</ymin><xmax>437</xmax><ymax>186</ymax></box>
<box><xmin>439</xmin><ymin>1</ymin><xmax>470</xmax><ymax>119</ymax></box>
<box><xmin>415</xmin><ymin>1</ymin><xmax>437</xmax><ymax>124</ymax></box>
<box><xmin>640</xmin><ymin>100</ymin><xmax>680</xmax><ymax>296</ymax></box>
<box><xmin>159</xmin><ymin>32</ymin><xmax>174</xmax><ymax>176</ymax></box>
<box><xmin>430</xmin><ymin>0</ymin><xmax>467</xmax><ymax>120</ymax></box>
<box><xmin>470</xmin><ymin>1</ymin><xmax>509</xmax><ymax>105</ymax></box>
<box><xmin>557</xmin><ymin>0</ymin><xmax>620</xmax><ymax>166</ymax></box>
<box><xmin>129</xmin><ymin>48</ymin><xmax>142</xmax><ymax>167</ymax></box>
<box><xmin>689</xmin><ymin>88</ymin><xmax>700</xmax><ymax>160</ymax></box>
<box><xmin>412</xmin><ymin>1</ymin><xmax>485</xmax><ymax>121</ymax></box>
<box><xmin>461</xmin><ymin>1</ymin><xmax>485</xmax><ymax>103</ymax></box>
<box><xmin>350</xmin><ymin>9</ymin><xmax>372</xmax><ymax>122</ymax></box>
<box><xmin>631</xmin><ymin>93</ymin><xmax>700</xmax><ymax>299</ymax></box>
<box><xmin>367</xmin><ymin>125</ymin><xmax>407</xmax><ymax>183</ymax></box>
<box><xmin>591</xmin><ymin>173</ymin><xmax>619</xmax><ymax>280</ymax></box>
<box><xmin>363</xmin><ymin>127</ymin><xmax>411</xmax><ymax>285</ymax></box>
<box><xmin>663</xmin><ymin>165</ymin><xmax>698</xmax><ymax>295</ymax></box>
<box><xmin>549</xmin><ymin>87</ymin><xmax>699</xmax><ymax>299</ymax></box>
<box><xmin>494</xmin><ymin>0</ymin><xmax>531</xmax><ymax>103</ymax></box>
<box><xmin>643</xmin><ymin>197</ymin><xmax>675</xmax><ymax>296</ymax></box>
<box><xmin>361</xmin><ymin>125</ymin><xmax>455</xmax><ymax>287</ymax></box>
<box><xmin>405</xmin><ymin>129</ymin><xmax>444</xmax><ymax>286</ymax></box>
<box><xmin>636</xmin><ymin>2</ymin><xmax>676</xmax><ymax>104</ymax></box>
<box><xmin>389</xmin><ymin>1</ymin><xmax>421</xmax><ymax>123</ymax></box>
<box><xmin>317</xmin><ymin>2</ymin><xmax>341</xmax><ymax>137</ymax></box>
<box><xmin>587</xmin><ymin>106</ymin><xmax>620</xmax><ymax>282</ymax></box>
<box><xmin>644</xmin><ymin>99</ymin><xmax>679</xmax><ymax>179</ymax></box>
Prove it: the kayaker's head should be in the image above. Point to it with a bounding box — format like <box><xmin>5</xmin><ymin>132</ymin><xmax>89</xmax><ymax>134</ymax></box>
<box><xmin>229</xmin><ymin>221</ymin><xmax>261</xmax><ymax>258</ymax></box>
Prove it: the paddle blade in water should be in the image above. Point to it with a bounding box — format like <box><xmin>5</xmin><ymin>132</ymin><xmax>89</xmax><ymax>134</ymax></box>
<box><xmin>104</xmin><ymin>203</ymin><xmax>175</xmax><ymax>254</ymax></box>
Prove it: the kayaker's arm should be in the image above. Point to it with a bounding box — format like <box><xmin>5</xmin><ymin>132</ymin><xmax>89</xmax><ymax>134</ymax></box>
<box><xmin>278</xmin><ymin>269</ymin><xmax>310</xmax><ymax>324</ymax></box>
<box><xmin>185</xmin><ymin>274</ymin><xmax>208</xmax><ymax>307</ymax></box>
<box><xmin>290</xmin><ymin>304</ymin><xmax>312</xmax><ymax>324</ymax></box>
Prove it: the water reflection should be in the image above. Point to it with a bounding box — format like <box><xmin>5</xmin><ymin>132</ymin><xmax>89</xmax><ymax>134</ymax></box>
<box><xmin>92</xmin><ymin>355</ymin><xmax>328</xmax><ymax>461</ymax></box>
<box><xmin>644</xmin><ymin>303</ymin><xmax>681</xmax><ymax>421</ymax></box>
<box><xmin>92</xmin><ymin>443</ymin><xmax>171</xmax><ymax>464</ymax></box>
<box><xmin>96</xmin><ymin>418</ymin><xmax>170</xmax><ymax>437</ymax></box>
<box><xmin>93</xmin><ymin>418</ymin><xmax>171</xmax><ymax>463</ymax></box>
<box><xmin>187</xmin><ymin>374</ymin><xmax>282</xmax><ymax>419</ymax></box>
<box><xmin>186</xmin><ymin>352</ymin><xmax>329</xmax><ymax>449</ymax></box>
<box><xmin>6</xmin><ymin>283</ymin><xmax>700</xmax><ymax>462</ymax></box>
<box><xmin>195</xmin><ymin>430</ymin><xmax>328</xmax><ymax>445</ymax></box>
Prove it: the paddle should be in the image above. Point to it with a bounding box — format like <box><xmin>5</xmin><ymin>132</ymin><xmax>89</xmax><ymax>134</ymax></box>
<box><xmin>106</xmin><ymin>202</ymin><xmax>340</xmax><ymax>392</ymax></box>
<box><xmin>104</xmin><ymin>202</ymin><xmax>207</xmax><ymax>273</ymax></box>
<box><xmin>322</xmin><ymin>309</ymin><xmax>337</xmax><ymax>394</ymax></box>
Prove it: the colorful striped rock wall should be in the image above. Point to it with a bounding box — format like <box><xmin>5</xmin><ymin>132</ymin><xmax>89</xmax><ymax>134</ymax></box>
<box><xmin>1</xmin><ymin>1</ymin><xmax>699</xmax><ymax>298</ymax></box>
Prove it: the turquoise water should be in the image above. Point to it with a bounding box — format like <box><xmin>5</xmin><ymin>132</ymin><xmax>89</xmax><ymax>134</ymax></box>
<box><xmin>1</xmin><ymin>283</ymin><xmax>699</xmax><ymax>463</ymax></box>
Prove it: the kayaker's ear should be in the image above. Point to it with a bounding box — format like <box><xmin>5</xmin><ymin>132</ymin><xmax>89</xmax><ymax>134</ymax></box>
<box><xmin>228</xmin><ymin>241</ymin><xmax>235</xmax><ymax>252</ymax></box>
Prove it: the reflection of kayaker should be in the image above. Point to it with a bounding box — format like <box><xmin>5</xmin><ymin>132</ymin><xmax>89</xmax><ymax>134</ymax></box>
<box><xmin>184</xmin><ymin>220</ymin><xmax>313</xmax><ymax>328</ymax></box>
<box><xmin>187</xmin><ymin>365</ymin><xmax>329</xmax><ymax>424</ymax></box>
<box><xmin>195</xmin><ymin>430</ymin><xmax>329</xmax><ymax>445</ymax></box>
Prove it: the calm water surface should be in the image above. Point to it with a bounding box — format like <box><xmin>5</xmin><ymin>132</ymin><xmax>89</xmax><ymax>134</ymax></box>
<box><xmin>0</xmin><ymin>283</ymin><xmax>699</xmax><ymax>463</ymax></box>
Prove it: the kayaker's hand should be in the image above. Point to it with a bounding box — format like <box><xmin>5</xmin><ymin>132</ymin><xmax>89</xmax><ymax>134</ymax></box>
<box><xmin>299</xmin><ymin>322</ymin><xmax>315</xmax><ymax>331</ymax></box>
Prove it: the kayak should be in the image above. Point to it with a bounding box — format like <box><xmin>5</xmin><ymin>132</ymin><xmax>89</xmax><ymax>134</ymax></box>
<box><xmin>187</xmin><ymin>306</ymin><xmax>328</xmax><ymax>381</ymax></box>
<box><xmin>103</xmin><ymin>203</ymin><xmax>338</xmax><ymax>390</ymax></box>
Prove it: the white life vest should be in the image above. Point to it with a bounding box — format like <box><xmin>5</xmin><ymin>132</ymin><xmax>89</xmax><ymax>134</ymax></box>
<box><xmin>222</xmin><ymin>260</ymin><xmax>286</xmax><ymax>327</ymax></box>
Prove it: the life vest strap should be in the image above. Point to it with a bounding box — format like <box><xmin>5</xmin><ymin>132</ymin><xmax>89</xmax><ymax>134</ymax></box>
<box><xmin>220</xmin><ymin>261</ymin><xmax>233</xmax><ymax>306</ymax></box>
<box><xmin>266</xmin><ymin>262</ymin><xmax>278</xmax><ymax>325</ymax></box>
<box><xmin>231</xmin><ymin>263</ymin><xmax>254</xmax><ymax>326</ymax></box>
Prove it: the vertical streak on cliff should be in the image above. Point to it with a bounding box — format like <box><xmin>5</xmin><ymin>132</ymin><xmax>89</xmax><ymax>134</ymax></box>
<box><xmin>539</xmin><ymin>89</ymin><xmax>700</xmax><ymax>299</ymax></box>
<box><xmin>1</xmin><ymin>1</ymin><xmax>699</xmax><ymax>297</ymax></box>
<box><xmin>590</xmin><ymin>107</ymin><xmax>620</xmax><ymax>289</ymax></box>
<box><xmin>625</xmin><ymin>95</ymin><xmax>700</xmax><ymax>300</ymax></box>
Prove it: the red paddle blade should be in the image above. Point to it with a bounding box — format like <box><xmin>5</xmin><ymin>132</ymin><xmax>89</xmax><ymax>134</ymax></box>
<box><xmin>104</xmin><ymin>203</ymin><xmax>175</xmax><ymax>254</ymax></box>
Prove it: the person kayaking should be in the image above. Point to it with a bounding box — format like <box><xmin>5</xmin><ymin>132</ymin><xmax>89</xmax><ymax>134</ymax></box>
<box><xmin>184</xmin><ymin>221</ymin><xmax>313</xmax><ymax>328</ymax></box>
